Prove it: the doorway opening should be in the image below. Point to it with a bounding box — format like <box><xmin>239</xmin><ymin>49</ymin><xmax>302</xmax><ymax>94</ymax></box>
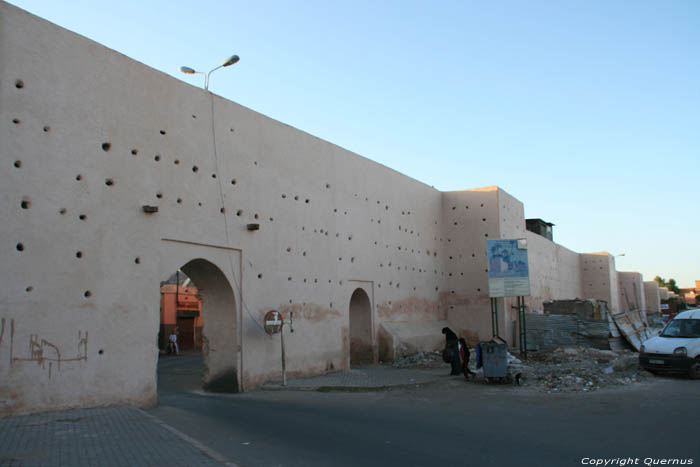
<box><xmin>159</xmin><ymin>270</ymin><xmax>202</xmax><ymax>353</ymax></box>
<box><xmin>157</xmin><ymin>258</ymin><xmax>239</xmax><ymax>394</ymax></box>
<box><xmin>349</xmin><ymin>288</ymin><xmax>373</xmax><ymax>366</ymax></box>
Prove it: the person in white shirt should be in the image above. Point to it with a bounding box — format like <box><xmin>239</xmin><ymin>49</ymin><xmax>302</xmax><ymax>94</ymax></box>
<box><xmin>168</xmin><ymin>328</ymin><xmax>179</xmax><ymax>355</ymax></box>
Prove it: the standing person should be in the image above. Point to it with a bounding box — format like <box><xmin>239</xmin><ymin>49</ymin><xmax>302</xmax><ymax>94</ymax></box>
<box><xmin>169</xmin><ymin>328</ymin><xmax>179</xmax><ymax>355</ymax></box>
<box><xmin>459</xmin><ymin>338</ymin><xmax>476</xmax><ymax>379</ymax></box>
<box><xmin>441</xmin><ymin>327</ymin><xmax>461</xmax><ymax>375</ymax></box>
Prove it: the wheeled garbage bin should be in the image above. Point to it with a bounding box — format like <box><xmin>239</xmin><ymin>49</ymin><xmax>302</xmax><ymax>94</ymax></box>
<box><xmin>480</xmin><ymin>341</ymin><xmax>508</xmax><ymax>383</ymax></box>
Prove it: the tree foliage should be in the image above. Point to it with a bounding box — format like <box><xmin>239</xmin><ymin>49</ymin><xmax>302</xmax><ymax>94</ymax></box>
<box><xmin>654</xmin><ymin>275</ymin><xmax>681</xmax><ymax>294</ymax></box>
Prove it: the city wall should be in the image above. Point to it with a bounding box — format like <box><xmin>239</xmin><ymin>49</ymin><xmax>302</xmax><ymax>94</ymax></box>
<box><xmin>0</xmin><ymin>2</ymin><xmax>642</xmax><ymax>414</ymax></box>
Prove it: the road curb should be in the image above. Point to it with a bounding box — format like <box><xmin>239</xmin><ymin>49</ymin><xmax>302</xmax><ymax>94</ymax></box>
<box><xmin>137</xmin><ymin>408</ymin><xmax>241</xmax><ymax>467</ymax></box>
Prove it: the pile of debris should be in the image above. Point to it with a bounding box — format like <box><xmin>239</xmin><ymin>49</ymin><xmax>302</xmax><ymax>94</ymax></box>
<box><xmin>510</xmin><ymin>346</ymin><xmax>655</xmax><ymax>393</ymax></box>
<box><xmin>390</xmin><ymin>351</ymin><xmax>444</xmax><ymax>369</ymax></box>
<box><xmin>391</xmin><ymin>346</ymin><xmax>657</xmax><ymax>393</ymax></box>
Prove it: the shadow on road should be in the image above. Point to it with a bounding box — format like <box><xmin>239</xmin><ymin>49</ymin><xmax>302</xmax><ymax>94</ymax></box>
<box><xmin>157</xmin><ymin>352</ymin><xmax>203</xmax><ymax>395</ymax></box>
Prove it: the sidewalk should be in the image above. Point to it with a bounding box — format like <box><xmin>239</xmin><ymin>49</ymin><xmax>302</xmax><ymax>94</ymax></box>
<box><xmin>262</xmin><ymin>365</ymin><xmax>450</xmax><ymax>390</ymax></box>
<box><xmin>0</xmin><ymin>365</ymin><xmax>454</xmax><ymax>466</ymax></box>
<box><xmin>0</xmin><ymin>406</ymin><xmax>236</xmax><ymax>467</ymax></box>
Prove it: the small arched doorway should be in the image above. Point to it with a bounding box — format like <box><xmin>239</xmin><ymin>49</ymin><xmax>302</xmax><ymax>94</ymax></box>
<box><xmin>349</xmin><ymin>288</ymin><xmax>373</xmax><ymax>366</ymax></box>
<box><xmin>159</xmin><ymin>258</ymin><xmax>239</xmax><ymax>393</ymax></box>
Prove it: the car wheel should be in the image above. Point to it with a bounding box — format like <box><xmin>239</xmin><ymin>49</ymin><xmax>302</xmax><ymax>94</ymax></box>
<box><xmin>689</xmin><ymin>359</ymin><xmax>700</xmax><ymax>380</ymax></box>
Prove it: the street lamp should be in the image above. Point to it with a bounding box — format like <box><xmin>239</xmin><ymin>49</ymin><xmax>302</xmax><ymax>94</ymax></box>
<box><xmin>179</xmin><ymin>54</ymin><xmax>240</xmax><ymax>90</ymax></box>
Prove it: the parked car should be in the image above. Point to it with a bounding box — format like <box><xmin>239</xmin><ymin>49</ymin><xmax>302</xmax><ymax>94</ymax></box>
<box><xmin>640</xmin><ymin>309</ymin><xmax>700</xmax><ymax>379</ymax></box>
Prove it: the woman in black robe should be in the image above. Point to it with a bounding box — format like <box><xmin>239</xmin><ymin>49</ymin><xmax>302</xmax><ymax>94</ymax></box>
<box><xmin>441</xmin><ymin>327</ymin><xmax>461</xmax><ymax>375</ymax></box>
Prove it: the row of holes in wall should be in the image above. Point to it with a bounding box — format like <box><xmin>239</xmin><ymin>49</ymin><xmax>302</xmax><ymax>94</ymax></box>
<box><xmin>11</xmin><ymin>80</ymin><xmax>483</xmax><ymax>231</ymax></box>
<box><xmin>11</xmin><ymin>135</ymin><xmax>476</xmax><ymax>242</ymax></box>
<box><xmin>10</xmin><ymin>83</ymin><xmax>489</xmax><ymax>296</ymax></box>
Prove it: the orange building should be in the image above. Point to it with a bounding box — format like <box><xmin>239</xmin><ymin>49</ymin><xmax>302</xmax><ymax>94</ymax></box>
<box><xmin>159</xmin><ymin>284</ymin><xmax>203</xmax><ymax>351</ymax></box>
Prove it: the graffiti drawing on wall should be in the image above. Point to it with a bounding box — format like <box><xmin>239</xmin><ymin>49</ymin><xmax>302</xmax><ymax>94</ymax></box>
<box><xmin>1</xmin><ymin>318</ymin><xmax>88</xmax><ymax>378</ymax></box>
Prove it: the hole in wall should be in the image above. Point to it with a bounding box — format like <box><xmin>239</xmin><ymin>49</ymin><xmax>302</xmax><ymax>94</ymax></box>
<box><xmin>59</xmin><ymin>208</ymin><xmax>67</xmax><ymax>215</ymax></box>
<box><xmin>21</xmin><ymin>199</ymin><xmax>31</xmax><ymax>209</ymax></box>
<box><xmin>12</xmin><ymin>118</ymin><xmax>21</xmax><ymax>124</ymax></box>
<box><xmin>26</xmin><ymin>286</ymin><xmax>33</xmax><ymax>293</ymax></box>
<box><xmin>75</xmin><ymin>174</ymin><xmax>82</xmax><ymax>181</ymax></box>
<box><xmin>76</xmin><ymin>251</ymin><xmax>83</xmax><ymax>258</ymax></box>
<box><xmin>79</xmin><ymin>214</ymin><xmax>87</xmax><ymax>221</ymax></box>
<box><xmin>105</xmin><ymin>178</ymin><xmax>114</xmax><ymax>186</ymax></box>
<box><xmin>325</xmin><ymin>183</ymin><xmax>331</xmax><ymax>189</ymax></box>
<box><xmin>14</xmin><ymin>160</ymin><xmax>22</xmax><ymax>168</ymax></box>
<box><xmin>102</xmin><ymin>143</ymin><xmax>111</xmax><ymax>152</ymax></box>
<box><xmin>211</xmin><ymin>173</ymin><xmax>217</xmax><ymax>179</ymax></box>
<box><xmin>131</xmin><ymin>149</ymin><xmax>138</xmax><ymax>156</ymax></box>
<box><xmin>174</xmin><ymin>159</ymin><xmax>180</xmax><ymax>165</ymax></box>
<box><xmin>156</xmin><ymin>193</ymin><xmax>163</xmax><ymax>199</ymax></box>
<box><xmin>177</xmin><ymin>198</ymin><xmax>182</xmax><ymax>204</ymax></box>
<box><xmin>192</xmin><ymin>115</ymin><xmax>197</xmax><ymax>119</ymax></box>
<box><xmin>84</xmin><ymin>290</ymin><xmax>92</xmax><ymax>298</ymax></box>
<box><xmin>220</xmin><ymin>207</ymin><xmax>226</xmax><ymax>214</ymax></box>
<box><xmin>15</xmin><ymin>79</ymin><xmax>24</xmax><ymax>89</ymax></box>
<box><xmin>231</xmin><ymin>179</ymin><xmax>237</xmax><ymax>185</ymax></box>
<box><xmin>43</xmin><ymin>126</ymin><xmax>50</xmax><ymax>132</ymax></box>
<box><xmin>154</xmin><ymin>155</ymin><xmax>161</xmax><ymax>162</ymax></box>
<box><xmin>192</xmin><ymin>166</ymin><xmax>199</xmax><ymax>173</ymax></box>
<box><xmin>98</xmin><ymin>349</ymin><xmax>104</xmax><ymax>355</ymax></box>
<box><xmin>230</xmin><ymin>128</ymin><xmax>235</xmax><ymax>132</ymax></box>
<box><xmin>135</xmin><ymin>257</ymin><xmax>141</xmax><ymax>264</ymax></box>
<box><xmin>16</xmin><ymin>243</ymin><xmax>24</xmax><ymax>251</ymax></box>
<box><xmin>160</xmin><ymin>130</ymin><xmax>167</xmax><ymax>135</ymax></box>
<box><xmin>294</xmin><ymin>195</ymin><xmax>299</xmax><ymax>201</ymax></box>
<box><xmin>236</xmin><ymin>210</ymin><xmax>242</xmax><ymax>216</ymax></box>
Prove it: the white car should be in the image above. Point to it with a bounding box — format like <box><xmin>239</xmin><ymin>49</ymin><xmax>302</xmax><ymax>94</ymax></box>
<box><xmin>640</xmin><ymin>308</ymin><xmax>700</xmax><ymax>379</ymax></box>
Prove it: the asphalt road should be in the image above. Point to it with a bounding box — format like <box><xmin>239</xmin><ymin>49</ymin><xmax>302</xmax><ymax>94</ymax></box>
<box><xmin>150</xmin><ymin>354</ymin><xmax>699</xmax><ymax>467</ymax></box>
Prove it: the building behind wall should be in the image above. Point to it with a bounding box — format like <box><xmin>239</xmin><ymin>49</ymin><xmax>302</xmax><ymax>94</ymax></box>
<box><xmin>0</xmin><ymin>1</ymin><xmax>651</xmax><ymax>415</ymax></box>
<box><xmin>159</xmin><ymin>274</ymin><xmax>203</xmax><ymax>352</ymax></box>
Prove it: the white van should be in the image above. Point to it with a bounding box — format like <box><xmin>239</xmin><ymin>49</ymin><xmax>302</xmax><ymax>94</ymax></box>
<box><xmin>640</xmin><ymin>309</ymin><xmax>700</xmax><ymax>379</ymax></box>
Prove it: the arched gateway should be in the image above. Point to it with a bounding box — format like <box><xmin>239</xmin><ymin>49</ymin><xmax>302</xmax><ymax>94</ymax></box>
<box><xmin>174</xmin><ymin>258</ymin><xmax>239</xmax><ymax>392</ymax></box>
<box><xmin>349</xmin><ymin>288</ymin><xmax>374</xmax><ymax>366</ymax></box>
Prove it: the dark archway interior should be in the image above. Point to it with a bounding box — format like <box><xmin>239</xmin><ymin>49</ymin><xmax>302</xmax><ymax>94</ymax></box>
<box><xmin>158</xmin><ymin>258</ymin><xmax>239</xmax><ymax>393</ymax></box>
<box><xmin>349</xmin><ymin>288</ymin><xmax>373</xmax><ymax>366</ymax></box>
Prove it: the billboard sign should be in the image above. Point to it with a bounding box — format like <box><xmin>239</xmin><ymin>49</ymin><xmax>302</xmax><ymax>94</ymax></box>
<box><xmin>487</xmin><ymin>239</ymin><xmax>530</xmax><ymax>297</ymax></box>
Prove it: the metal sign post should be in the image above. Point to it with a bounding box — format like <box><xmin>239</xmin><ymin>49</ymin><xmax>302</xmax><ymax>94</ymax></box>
<box><xmin>487</xmin><ymin>239</ymin><xmax>531</xmax><ymax>356</ymax></box>
<box><xmin>490</xmin><ymin>298</ymin><xmax>499</xmax><ymax>338</ymax></box>
<box><xmin>263</xmin><ymin>310</ymin><xmax>294</xmax><ymax>386</ymax></box>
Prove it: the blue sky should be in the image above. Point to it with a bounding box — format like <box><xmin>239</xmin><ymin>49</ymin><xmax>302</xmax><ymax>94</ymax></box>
<box><xmin>9</xmin><ymin>0</ymin><xmax>699</xmax><ymax>288</ymax></box>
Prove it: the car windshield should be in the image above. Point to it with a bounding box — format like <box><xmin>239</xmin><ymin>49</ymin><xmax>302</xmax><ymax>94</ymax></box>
<box><xmin>661</xmin><ymin>319</ymin><xmax>700</xmax><ymax>338</ymax></box>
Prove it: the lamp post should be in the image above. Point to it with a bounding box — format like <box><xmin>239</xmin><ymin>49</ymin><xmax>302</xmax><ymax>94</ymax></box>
<box><xmin>179</xmin><ymin>54</ymin><xmax>240</xmax><ymax>90</ymax></box>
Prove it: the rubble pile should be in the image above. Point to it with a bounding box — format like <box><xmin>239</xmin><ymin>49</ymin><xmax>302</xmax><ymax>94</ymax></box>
<box><xmin>391</xmin><ymin>346</ymin><xmax>657</xmax><ymax>393</ymax></box>
<box><xmin>391</xmin><ymin>351</ymin><xmax>444</xmax><ymax>369</ymax></box>
<box><xmin>510</xmin><ymin>346</ymin><xmax>654</xmax><ymax>393</ymax></box>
